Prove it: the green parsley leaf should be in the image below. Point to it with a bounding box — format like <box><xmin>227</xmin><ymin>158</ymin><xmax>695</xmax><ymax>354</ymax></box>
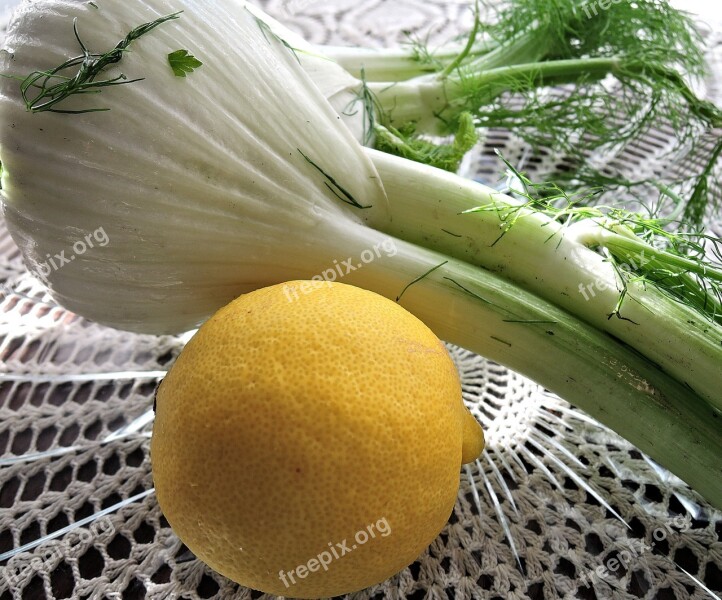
<box><xmin>168</xmin><ymin>49</ymin><xmax>203</xmax><ymax>78</ymax></box>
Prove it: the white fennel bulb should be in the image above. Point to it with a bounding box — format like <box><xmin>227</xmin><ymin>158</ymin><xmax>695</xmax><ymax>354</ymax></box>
<box><xmin>244</xmin><ymin>2</ymin><xmax>370</xmax><ymax>143</ymax></box>
<box><xmin>0</xmin><ymin>0</ymin><xmax>386</xmax><ymax>332</ymax></box>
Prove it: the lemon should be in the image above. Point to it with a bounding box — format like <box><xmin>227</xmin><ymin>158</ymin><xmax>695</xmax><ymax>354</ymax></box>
<box><xmin>151</xmin><ymin>281</ymin><xmax>484</xmax><ymax>598</ymax></box>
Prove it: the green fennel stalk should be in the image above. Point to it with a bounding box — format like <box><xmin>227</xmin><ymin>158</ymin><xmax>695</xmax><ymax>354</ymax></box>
<box><xmin>365</xmin><ymin>150</ymin><xmax>722</xmax><ymax>409</ymax></box>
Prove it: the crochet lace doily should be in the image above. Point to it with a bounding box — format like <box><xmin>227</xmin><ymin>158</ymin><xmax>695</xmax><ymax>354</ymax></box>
<box><xmin>1</xmin><ymin>1</ymin><xmax>721</xmax><ymax>599</ymax></box>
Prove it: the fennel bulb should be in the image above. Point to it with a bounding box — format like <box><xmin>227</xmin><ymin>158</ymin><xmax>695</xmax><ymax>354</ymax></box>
<box><xmin>0</xmin><ymin>0</ymin><xmax>388</xmax><ymax>331</ymax></box>
<box><xmin>0</xmin><ymin>0</ymin><xmax>720</xmax><ymax>509</ymax></box>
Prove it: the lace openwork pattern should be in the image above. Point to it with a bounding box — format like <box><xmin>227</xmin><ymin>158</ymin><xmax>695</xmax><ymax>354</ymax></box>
<box><xmin>1</xmin><ymin>1</ymin><xmax>721</xmax><ymax>599</ymax></box>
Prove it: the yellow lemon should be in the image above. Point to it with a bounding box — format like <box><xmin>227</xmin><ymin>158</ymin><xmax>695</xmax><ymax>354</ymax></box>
<box><xmin>151</xmin><ymin>281</ymin><xmax>484</xmax><ymax>598</ymax></box>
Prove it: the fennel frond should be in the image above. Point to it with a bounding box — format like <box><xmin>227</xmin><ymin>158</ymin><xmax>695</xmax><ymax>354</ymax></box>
<box><xmin>18</xmin><ymin>11</ymin><xmax>181</xmax><ymax>114</ymax></box>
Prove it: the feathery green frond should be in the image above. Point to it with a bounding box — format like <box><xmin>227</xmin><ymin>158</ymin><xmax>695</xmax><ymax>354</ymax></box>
<box><xmin>374</xmin><ymin>112</ymin><xmax>479</xmax><ymax>172</ymax></box>
<box><xmin>17</xmin><ymin>12</ymin><xmax>181</xmax><ymax>113</ymax></box>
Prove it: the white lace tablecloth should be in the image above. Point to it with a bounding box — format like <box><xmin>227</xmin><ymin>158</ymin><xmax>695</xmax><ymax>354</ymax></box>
<box><xmin>0</xmin><ymin>1</ymin><xmax>721</xmax><ymax>599</ymax></box>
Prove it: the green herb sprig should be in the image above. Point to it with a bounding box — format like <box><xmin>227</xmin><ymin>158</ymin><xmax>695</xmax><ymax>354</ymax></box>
<box><xmin>168</xmin><ymin>49</ymin><xmax>203</xmax><ymax>77</ymax></box>
<box><xmin>19</xmin><ymin>11</ymin><xmax>181</xmax><ymax>114</ymax></box>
